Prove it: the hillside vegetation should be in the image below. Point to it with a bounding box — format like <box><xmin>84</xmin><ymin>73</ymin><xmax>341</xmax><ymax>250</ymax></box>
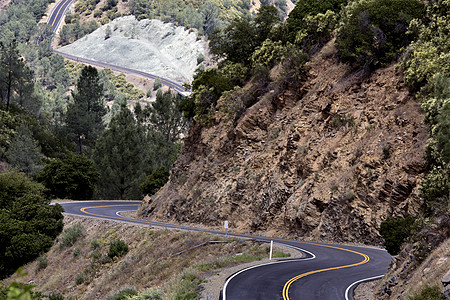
<box><xmin>2</xmin><ymin>216</ymin><xmax>285</xmax><ymax>300</ymax></box>
<box><xmin>140</xmin><ymin>0</ymin><xmax>449</xmax><ymax>297</ymax></box>
<box><xmin>0</xmin><ymin>0</ymin><xmax>449</xmax><ymax>298</ymax></box>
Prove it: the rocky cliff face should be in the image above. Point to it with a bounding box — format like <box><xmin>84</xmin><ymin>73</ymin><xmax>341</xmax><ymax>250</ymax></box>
<box><xmin>140</xmin><ymin>41</ymin><xmax>428</xmax><ymax>244</ymax></box>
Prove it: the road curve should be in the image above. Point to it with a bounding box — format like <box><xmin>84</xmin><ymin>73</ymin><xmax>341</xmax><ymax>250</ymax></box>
<box><xmin>47</xmin><ymin>0</ymin><xmax>190</xmax><ymax>95</ymax></box>
<box><xmin>47</xmin><ymin>0</ymin><xmax>74</xmax><ymax>32</ymax></box>
<box><xmin>60</xmin><ymin>201</ymin><xmax>391</xmax><ymax>300</ymax></box>
<box><xmin>52</xmin><ymin>49</ymin><xmax>189</xmax><ymax>95</ymax></box>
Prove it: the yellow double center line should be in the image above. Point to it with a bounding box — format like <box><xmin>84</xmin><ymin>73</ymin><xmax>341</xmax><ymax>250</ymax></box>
<box><xmin>79</xmin><ymin>204</ymin><xmax>371</xmax><ymax>300</ymax></box>
<box><xmin>50</xmin><ymin>0</ymin><xmax>72</xmax><ymax>28</ymax></box>
<box><xmin>80</xmin><ymin>204</ymin><xmax>141</xmax><ymax>221</ymax></box>
<box><xmin>282</xmin><ymin>242</ymin><xmax>370</xmax><ymax>299</ymax></box>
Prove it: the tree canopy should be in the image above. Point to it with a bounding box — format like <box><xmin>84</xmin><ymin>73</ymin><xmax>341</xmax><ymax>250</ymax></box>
<box><xmin>65</xmin><ymin>65</ymin><xmax>106</xmax><ymax>154</ymax></box>
<box><xmin>0</xmin><ymin>171</ymin><xmax>63</xmax><ymax>279</ymax></box>
<box><xmin>93</xmin><ymin>104</ymin><xmax>145</xmax><ymax>199</ymax></box>
<box><xmin>37</xmin><ymin>153</ymin><xmax>99</xmax><ymax>200</ymax></box>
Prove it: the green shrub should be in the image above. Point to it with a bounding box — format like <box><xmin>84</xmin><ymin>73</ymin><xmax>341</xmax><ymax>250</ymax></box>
<box><xmin>251</xmin><ymin>40</ymin><xmax>285</xmax><ymax>68</ymax></box>
<box><xmin>172</xmin><ymin>272</ymin><xmax>200</xmax><ymax>300</ymax></box>
<box><xmin>379</xmin><ymin>216</ymin><xmax>417</xmax><ymax>255</ymax></box>
<box><xmin>286</xmin><ymin>0</ymin><xmax>346</xmax><ymax>42</ymax></box>
<box><xmin>36</xmin><ymin>153</ymin><xmax>99</xmax><ymax>200</ymax></box>
<box><xmin>90</xmin><ymin>239</ymin><xmax>101</xmax><ymax>250</ymax></box>
<box><xmin>0</xmin><ymin>172</ymin><xmax>64</xmax><ymax>279</ymax></box>
<box><xmin>140</xmin><ymin>167</ymin><xmax>170</xmax><ymax>196</ymax></box>
<box><xmin>294</xmin><ymin>10</ymin><xmax>337</xmax><ymax>54</ymax></box>
<box><xmin>106</xmin><ymin>288</ymin><xmax>138</xmax><ymax>300</ymax></box>
<box><xmin>197</xmin><ymin>54</ymin><xmax>205</xmax><ymax>65</ymax></box>
<box><xmin>336</xmin><ymin>0</ymin><xmax>424</xmax><ymax>69</ymax></box>
<box><xmin>419</xmin><ymin>166</ymin><xmax>449</xmax><ymax>215</ymax></box>
<box><xmin>153</xmin><ymin>78</ymin><xmax>162</xmax><ymax>91</ymax></box>
<box><xmin>278</xmin><ymin>44</ymin><xmax>309</xmax><ymax>91</ymax></box>
<box><xmin>91</xmin><ymin>251</ymin><xmax>102</xmax><ymax>260</ymax></box>
<box><xmin>36</xmin><ymin>255</ymin><xmax>48</xmax><ymax>272</ymax></box>
<box><xmin>100</xmin><ymin>254</ymin><xmax>112</xmax><ymax>264</ymax></box>
<box><xmin>331</xmin><ymin>113</ymin><xmax>355</xmax><ymax>128</ymax></box>
<box><xmin>72</xmin><ymin>247</ymin><xmax>81</xmax><ymax>257</ymax></box>
<box><xmin>408</xmin><ymin>285</ymin><xmax>445</xmax><ymax>300</ymax></box>
<box><xmin>75</xmin><ymin>273</ymin><xmax>87</xmax><ymax>285</ymax></box>
<box><xmin>402</xmin><ymin>0</ymin><xmax>450</xmax><ymax>89</ymax></box>
<box><xmin>60</xmin><ymin>223</ymin><xmax>85</xmax><ymax>249</ymax></box>
<box><xmin>180</xmin><ymin>68</ymin><xmax>234</xmax><ymax>124</ymax></box>
<box><xmin>108</xmin><ymin>239</ymin><xmax>128</xmax><ymax>259</ymax></box>
<box><xmin>49</xmin><ymin>294</ymin><xmax>64</xmax><ymax>300</ymax></box>
<box><xmin>382</xmin><ymin>145</ymin><xmax>391</xmax><ymax>159</ymax></box>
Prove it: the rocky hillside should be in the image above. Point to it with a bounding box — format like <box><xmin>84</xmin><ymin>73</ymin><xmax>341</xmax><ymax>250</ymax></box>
<box><xmin>140</xmin><ymin>40</ymin><xmax>428</xmax><ymax>245</ymax></box>
<box><xmin>58</xmin><ymin>16</ymin><xmax>207</xmax><ymax>82</ymax></box>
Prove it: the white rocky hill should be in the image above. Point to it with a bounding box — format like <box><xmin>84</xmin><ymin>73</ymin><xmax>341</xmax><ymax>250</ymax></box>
<box><xmin>59</xmin><ymin>16</ymin><xmax>206</xmax><ymax>83</ymax></box>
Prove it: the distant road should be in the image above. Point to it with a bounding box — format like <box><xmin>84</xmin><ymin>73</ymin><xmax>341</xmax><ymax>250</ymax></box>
<box><xmin>52</xmin><ymin>49</ymin><xmax>190</xmax><ymax>95</ymax></box>
<box><xmin>60</xmin><ymin>200</ymin><xmax>392</xmax><ymax>300</ymax></box>
<box><xmin>47</xmin><ymin>0</ymin><xmax>73</xmax><ymax>32</ymax></box>
<box><xmin>47</xmin><ymin>0</ymin><xmax>190</xmax><ymax>95</ymax></box>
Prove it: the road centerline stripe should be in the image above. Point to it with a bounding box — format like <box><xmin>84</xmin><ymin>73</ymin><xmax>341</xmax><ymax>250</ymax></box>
<box><xmin>282</xmin><ymin>243</ymin><xmax>370</xmax><ymax>300</ymax></box>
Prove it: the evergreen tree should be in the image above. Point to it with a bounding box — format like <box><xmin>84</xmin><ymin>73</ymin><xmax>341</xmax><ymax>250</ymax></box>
<box><xmin>37</xmin><ymin>154</ymin><xmax>99</xmax><ymax>200</ymax></box>
<box><xmin>0</xmin><ymin>171</ymin><xmax>63</xmax><ymax>279</ymax></box>
<box><xmin>65</xmin><ymin>66</ymin><xmax>106</xmax><ymax>154</ymax></box>
<box><xmin>93</xmin><ymin>104</ymin><xmax>145</xmax><ymax>199</ymax></box>
<box><xmin>5</xmin><ymin>123</ymin><xmax>42</xmax><ymax>176</ymax></box>
<box><xmin>148</xmin><ymin>89</ymin><xmax>187</xmax><ymax>143</ymax></box>
<box><xmin>145</xmin><ymin>129</ymin><xmax>180</xmax><ymax>173</ymax></box>
<box><xmin>0</xmin><ymin>40</ymin><xmax>34</xmax><ymax>111</ymax></box>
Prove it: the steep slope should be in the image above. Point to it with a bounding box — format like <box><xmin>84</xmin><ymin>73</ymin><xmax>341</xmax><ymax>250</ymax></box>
<box><xmin>141</xmin><ymin>40</ymin><xmax>428</xmax><ymax>244</ymax></box>
<box><xmin>4</xmin><ymin>215</ymin><xmax>287</xmax><ymax>299</ymax></box>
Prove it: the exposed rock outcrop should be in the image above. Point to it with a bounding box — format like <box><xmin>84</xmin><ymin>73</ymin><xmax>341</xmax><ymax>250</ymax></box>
<box><xmin>58</xmin><ymin>16</ymin><xmax>206</xmax><ymax>82</ymax></box>
<box><xmin>141</xmin><ymin>41</ymin><xmax>428</xmax><ymax>244</ymax></box>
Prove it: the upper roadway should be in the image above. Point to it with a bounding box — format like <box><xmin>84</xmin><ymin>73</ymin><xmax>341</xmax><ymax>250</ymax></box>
<box><xmin>47</xmin><ymin>0</ymin><xmax>74</xmax><ymax>32</ymax></box>
<box><xmin>47</xmin><ymin>0</ymin><xmax>191</xmax><ymax>96</ymax></box>
<box><xmin>60</xmin><ymin>200</ymin><xmax>392</xmax><ymax>300</ymax></box>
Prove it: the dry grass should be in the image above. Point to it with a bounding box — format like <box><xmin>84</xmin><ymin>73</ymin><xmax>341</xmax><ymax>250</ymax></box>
<box><xmin>2</xmin><ymin>215</ymin><xmax>282</xmax><ymax>299</ymax></box>
<box><xmin>400</xmin><ymin>238</ymin><xmax>450</xmax><ymax>297</ymax></box>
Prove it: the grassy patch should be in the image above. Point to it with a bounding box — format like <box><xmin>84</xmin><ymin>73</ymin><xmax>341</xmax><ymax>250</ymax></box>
<box><xmin>60</xmin><ymin>223</ymin><xmax>85</xmax><ymax>249</ymax></box>
<box><xmin>408</xmin><ymin>285</ymin><xmax>445</xmax><ymax>300</ymax></box>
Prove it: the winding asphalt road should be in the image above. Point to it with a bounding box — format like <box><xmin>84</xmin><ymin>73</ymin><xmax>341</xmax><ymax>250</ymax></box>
<box><xmin>47</xmin><ymin>0</ymin><xmax>74</xmax><ymax>32</ymax></box>
<box><xmin>60</xmin><ymin>200</ymin><xmax>391</xmax><ymax>300</ymax></box>
<box><xmin>47</xmin><ymin>0</ymin><xmax>190</xmax><ymax>95</ymax></box>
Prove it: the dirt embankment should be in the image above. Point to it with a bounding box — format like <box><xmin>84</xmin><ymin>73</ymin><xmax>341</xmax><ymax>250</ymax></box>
<box><xmin>4</xmin><ymin>215</ymin><xmax>294</xmax><ymax>299</ymax></box>
<box><xmin>141</xmin><ymin>39</ymin><xmax>428</xmax><ymax>246</ymax></box>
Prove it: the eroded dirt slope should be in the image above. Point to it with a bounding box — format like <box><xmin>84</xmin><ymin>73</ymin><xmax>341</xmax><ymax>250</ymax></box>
<box><xmin>141</xmin><ymin>41</ymin><xmax>428</xmax><ymax>245</ymax></box>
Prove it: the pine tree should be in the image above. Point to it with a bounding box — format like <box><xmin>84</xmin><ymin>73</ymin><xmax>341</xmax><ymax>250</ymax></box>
<box><xmin>0</xmin><ymin>40</ymin><xmax>34</xmax><ymax>111</ymax></box>
<box><xmin>66</xmin><ymin>65</ymin><xmax>106</xmax><ymax>154</ymax></box>
<box><xmin>93</xmin><ymin>104</ymin><xmax>145</xmax><ymax>199</ymax></box>
<box><xmin>148</xmin><ymin>89</ymin><xmax>187</xmax><ymax>143</ymax></box>
<box><xmin>5</xmin><ymin>123</ymin><xmax>43</xmax><ymax>176</ymax></box>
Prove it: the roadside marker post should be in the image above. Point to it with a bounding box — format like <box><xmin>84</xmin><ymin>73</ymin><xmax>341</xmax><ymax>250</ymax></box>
<box><xmin>224</xmin><ymin>221</ymin><xmax>228</xmax><ymax>235</ymax></box>
<box><xmin>269</xmin><ymin>240</ymin><xmax>273</xmax><ymax>260</ymax></box>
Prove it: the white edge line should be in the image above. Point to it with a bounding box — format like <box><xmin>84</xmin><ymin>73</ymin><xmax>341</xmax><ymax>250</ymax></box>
<box><xmin>345</xmin><ymin>274</ymin><xmax>385</xmax><ymax>300</ymax></box>
<box><xmin>222</xmin><ymin>244</ymin><xmax>316</xmax><ymax>300</ymax></box>
<box><xmin>116</xmin><ymin>210</ymin><xmax>138</xmax><ymax>218</ymax></box>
